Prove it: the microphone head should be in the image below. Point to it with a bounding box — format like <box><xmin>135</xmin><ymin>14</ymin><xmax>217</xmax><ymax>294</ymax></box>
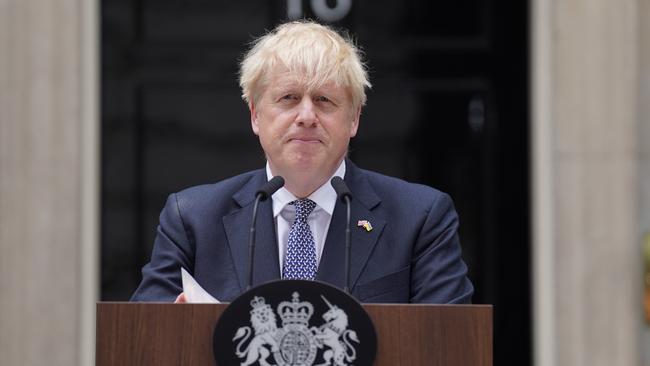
<box><xmin>330</xmin><ymin>176</ymin><xmax>352</xmax><ymax>203</ymax></box>
<box><xmin>256</xmin><ymin>176</ymin><xmax>285</xmax><ymax>201</ymax></box>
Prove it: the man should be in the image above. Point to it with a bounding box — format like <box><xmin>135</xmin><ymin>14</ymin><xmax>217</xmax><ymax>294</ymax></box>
<box><xmin>131</xmin><ymin>21</ymin><xmax>473</xmax><ymax>304</ymax></box>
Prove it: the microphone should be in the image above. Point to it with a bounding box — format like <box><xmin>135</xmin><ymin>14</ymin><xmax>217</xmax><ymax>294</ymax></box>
<box><xmin>256</xmin><ymin>175</ymin><xmax>285</xmax><ymax>201</ymax></box>
<box><xmin>330</xmin><ymin>176</ymin><xmax>352</xmax><ymax>203</ymax></box>
<box><xmin>330</xmin><ymin>176</ymin><xmax>353</xmax><ymax>293</ymax></box>
<box><xmin>248</xmin><ymin>176</ymin><xmax>285</xmax><ymax>290</ymax></box>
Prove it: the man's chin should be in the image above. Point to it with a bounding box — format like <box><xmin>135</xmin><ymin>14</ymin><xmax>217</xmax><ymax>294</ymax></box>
<box><xmin>280</xmin><ymin>157</ymin><xmax>330</xmax><ymax>177</ymax></box>
<box><xmin>273</xmin><ymin>152</ymin><xmax>341</xmax><ymax>176</ymax></box>
<box><xmin>287</xmin><ymin>159</ymin><xmax>324</xmax><ymax>173</ymax></box>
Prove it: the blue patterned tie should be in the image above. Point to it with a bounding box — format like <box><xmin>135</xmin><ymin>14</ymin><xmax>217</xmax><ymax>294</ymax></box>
<box><xmin>282</xmin><ymin>199</ymin><xmax>317</xmax><ymax>280</ymax></box>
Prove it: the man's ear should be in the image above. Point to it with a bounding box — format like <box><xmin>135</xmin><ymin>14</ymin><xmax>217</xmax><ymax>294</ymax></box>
<box><xmin>250</xmin><ymin>101</ymin><xmax>260</xmax><ymax>135</ymax></box>
<box><xmin>350</xmin><ymin>107</ymin><xmax>361</xmax><ymax>137</ymax></box>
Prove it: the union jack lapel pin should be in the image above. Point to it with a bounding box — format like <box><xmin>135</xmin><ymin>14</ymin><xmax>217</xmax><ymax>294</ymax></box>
<box><xmin>357</xmin><ymin>220</ymin><xmax>373</xmax><ymax>232</ymax></box>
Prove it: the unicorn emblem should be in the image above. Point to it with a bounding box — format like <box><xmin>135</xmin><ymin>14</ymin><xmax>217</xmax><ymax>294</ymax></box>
<box><xmin>312</xmin><ymin>296</ymin><xmax>359</xmax><ymax>366</ymax></box>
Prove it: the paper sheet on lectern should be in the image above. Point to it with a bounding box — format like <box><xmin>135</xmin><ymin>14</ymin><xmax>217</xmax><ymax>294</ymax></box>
<box><xmin>181</xmin><ymin>267</ymin><xmax>220</xmax><ymax>303</ymax></box>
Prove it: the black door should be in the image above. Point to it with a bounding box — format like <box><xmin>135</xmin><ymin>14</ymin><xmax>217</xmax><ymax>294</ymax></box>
<box><xmin>102</xmin><ymin>1</ymin><xmax>529</xmax><ymax>364</ymax></box>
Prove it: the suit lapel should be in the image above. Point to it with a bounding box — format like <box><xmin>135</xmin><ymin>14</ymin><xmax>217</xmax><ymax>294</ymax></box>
<box><xmin>316</xmin><ymin>161</ymin><xmax>385</xmax><ymax>292</ymax></box>
<box><xmin>222</xmin><ymin>172</ymin><xmax>281</xmax><ymax>292</ymax></box>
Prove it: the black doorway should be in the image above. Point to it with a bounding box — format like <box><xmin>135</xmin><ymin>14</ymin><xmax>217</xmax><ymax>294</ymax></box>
<box><xmin>101</xmin><ymin>1</ymin><xmax>529</xmax><ymax>364</ymax></box>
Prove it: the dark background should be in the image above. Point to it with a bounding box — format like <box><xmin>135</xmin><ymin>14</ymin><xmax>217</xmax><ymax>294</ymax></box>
<box><xmin>102</xmin><ymin>0</ymin><xmax>530</xmax><ymax>364</ymax></box>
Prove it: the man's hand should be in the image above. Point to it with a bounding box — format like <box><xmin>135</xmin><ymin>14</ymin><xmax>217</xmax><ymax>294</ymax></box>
<box><xmin>174</xmin><ymin>292</ymin><xmax>187</xmax><ymax>303</ymax></box>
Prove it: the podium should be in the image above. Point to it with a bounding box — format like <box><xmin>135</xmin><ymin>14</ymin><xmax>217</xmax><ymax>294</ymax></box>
<box><xmin>96</xmin><ymin>303</ymin><xmax>492</xmax><ymax>365</ymax></box>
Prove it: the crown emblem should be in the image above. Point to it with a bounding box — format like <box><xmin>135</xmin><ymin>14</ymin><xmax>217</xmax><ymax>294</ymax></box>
<box><xmin>277</xmin><ymin>292</ymin><xmax>314</xmax><ymax>327</ymax></box>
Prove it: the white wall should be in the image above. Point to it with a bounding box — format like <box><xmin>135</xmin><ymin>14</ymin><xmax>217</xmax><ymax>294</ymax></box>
<box><xmin>533</xmin><ymin>0</ymin><xmax>644</xmax><ymax>365</ymax></box>
<box><xmin>0</xmin><ymin>0</ymin><xmax>98</xmax><ymax>365</ymax></box>
<box><xmin>640</xmin><ymin>0</ymin><xmax>650</xmax><ymax>362</ymax></box>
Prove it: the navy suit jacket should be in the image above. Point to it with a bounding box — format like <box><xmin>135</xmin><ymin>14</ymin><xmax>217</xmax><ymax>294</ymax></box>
<box><xmin>131</xmin><ymin>161</ymin><xmax>473</xmax><ymax>303</ymax></box>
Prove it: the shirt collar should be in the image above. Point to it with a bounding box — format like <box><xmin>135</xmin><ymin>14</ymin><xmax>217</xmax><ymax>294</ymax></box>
<box><xmin>265</xmin><ymin>160</ymin><xmax>346</xmax><ymax>217</ymax></box>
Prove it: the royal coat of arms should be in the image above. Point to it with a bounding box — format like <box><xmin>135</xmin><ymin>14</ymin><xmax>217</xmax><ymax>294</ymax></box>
<box><xmin>232</xmin><ymin>292</ymin><xmax>359</xmax><ymax>366</ymax></box>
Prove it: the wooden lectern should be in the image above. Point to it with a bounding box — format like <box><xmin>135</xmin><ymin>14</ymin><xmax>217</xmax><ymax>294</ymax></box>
<box><xmin>96</xmin><ymin>303</ymin><xmax>492</xmax><ymax>365</ymax></box>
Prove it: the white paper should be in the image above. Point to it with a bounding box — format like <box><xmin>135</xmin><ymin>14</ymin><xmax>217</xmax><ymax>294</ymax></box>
<box><xmin>181</xmin><ymin>268</ymin><xmax>220</xmax><ymax>303</ymax></box>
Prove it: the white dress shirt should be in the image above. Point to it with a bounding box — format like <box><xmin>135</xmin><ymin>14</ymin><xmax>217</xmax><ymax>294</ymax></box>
<box><xmin>266</xmin><ymin>160</ymin><xmax>346</xmax><ymax>273</ymax></box>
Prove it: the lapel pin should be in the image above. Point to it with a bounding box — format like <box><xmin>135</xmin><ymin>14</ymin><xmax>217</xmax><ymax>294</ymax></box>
<box><xmin>357</xmin><ymin>220</ymin><xmax>373</xmax><ymax>232</ymax></box>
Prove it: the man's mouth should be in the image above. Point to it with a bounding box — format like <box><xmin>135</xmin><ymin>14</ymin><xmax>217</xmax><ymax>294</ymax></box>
<box><xmin>289</xmin><ymin>137</ymin><xmax>321</xmax><ymax>143</ymax></box>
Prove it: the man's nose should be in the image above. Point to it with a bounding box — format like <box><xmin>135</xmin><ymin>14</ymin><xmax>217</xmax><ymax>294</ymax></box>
<box><xmin>295</xmin><ymin>97</ymin><xmax>318</xmax><ymax>126</ymax></box>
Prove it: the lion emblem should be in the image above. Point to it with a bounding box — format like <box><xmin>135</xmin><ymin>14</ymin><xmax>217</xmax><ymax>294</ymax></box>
<box><xmin>233</xmin><ymin>296</ymin><xmax>279</xmax><ymax>366</ymax></box>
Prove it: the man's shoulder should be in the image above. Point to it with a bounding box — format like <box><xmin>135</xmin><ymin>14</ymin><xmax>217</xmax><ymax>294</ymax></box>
<box><xmin>171</xmin><ymin>169</ymin><xmax>264</xmax><ymax>209</ymax></box>
<box><xmin>353</xmin><ymin>165</ymin><xmax>452</xmax><ymax>209</ymax></box>
<box><xmin>357</xmin><ymin>166</ymin><xmax>446</xmax><ymax>196</ymax></box>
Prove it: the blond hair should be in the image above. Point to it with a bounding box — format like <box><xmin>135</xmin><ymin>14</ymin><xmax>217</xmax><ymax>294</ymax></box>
<box><xmin>239</xmin><ymin>21</ymin><xmax>371</xmax><ymax>108</ymax></box>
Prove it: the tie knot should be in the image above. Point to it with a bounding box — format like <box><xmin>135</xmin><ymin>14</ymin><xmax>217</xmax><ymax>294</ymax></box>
<box><xmin>290</xmin><ymin>199</ymin><xmax>316</xmax><ymax>221</ymax></box>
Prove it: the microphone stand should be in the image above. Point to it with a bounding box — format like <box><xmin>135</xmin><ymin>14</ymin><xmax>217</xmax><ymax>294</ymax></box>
<box><xmin>331</xmin><ymin>176</ymin><xmax>353</xmax><ymax>294</ymax></box>
<box><xmin>343</xmin><ymin>194</ymin><xmax>352</xmax><ymax>294</ymax></box>
<box><xmin>248</xmin><ymin>194</ymin><xmax>262</xmax><ymax>291</ymax></box>
<box><xmin>248</xmin><ymin>176</ymin><xmax>284</xmax><ymax>291</ymax></box>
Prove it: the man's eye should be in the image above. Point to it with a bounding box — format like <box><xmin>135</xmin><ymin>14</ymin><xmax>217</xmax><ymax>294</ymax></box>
<box><xmin>281</xmin><ymin>94</ymin><xmax>297</xmax><ymax>101</ymax></box>
<box><xmin>315</xmin><ymin>96</ymin><xmax>331</xmax><ymax>103</ymax></box>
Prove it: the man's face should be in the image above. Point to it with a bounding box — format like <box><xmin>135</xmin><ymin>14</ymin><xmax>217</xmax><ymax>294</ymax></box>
<box><xmin>251</xmin><ymin>71</ymin><xmax>360</xmax><ymax>194</ymax></box>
